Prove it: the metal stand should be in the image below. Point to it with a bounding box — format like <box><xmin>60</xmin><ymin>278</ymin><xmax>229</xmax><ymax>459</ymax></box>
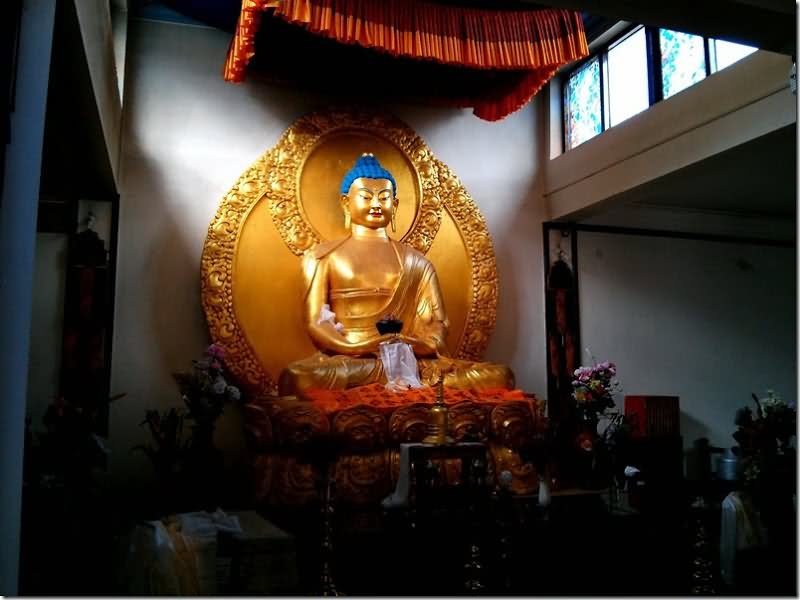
<box><xmin>463</xmin><ymin>543</ymin><xmax>486</xmax><ymax>594</ymax></box>
<box><xmin>689</xmin><ymin>496</ymin><xmax>717</xmax><ymax>595</ymax></box>
<box><xmin>463</xmin><ymin>455</ymin><xmax>488</xmax><ymax>594</ymax></box>
<box><xmin>320</xmin><ymin>466</ymin><xmax>341</xmax><ymax>597</ymax></box>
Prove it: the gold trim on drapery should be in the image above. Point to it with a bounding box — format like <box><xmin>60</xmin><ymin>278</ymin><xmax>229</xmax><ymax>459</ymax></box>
<box><xmin>223</xmin><ymin>0</ymin><xmax>588</xmax><ymax>121</ymax></box>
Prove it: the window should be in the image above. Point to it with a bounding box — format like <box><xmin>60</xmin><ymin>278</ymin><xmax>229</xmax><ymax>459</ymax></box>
<box><xmin>562</xmin><ymin>26</ymin><xmax>759</xmax><ymax>151</ymax></box>
<box><xmin>660</xmin><ymin>29</ymin><xmax>707</xmax><ymax>99</ymax></box>
<box><xmin>606</xmin><ymin>27</ymin><xmax>649</xmax><ymax>126</ymax></box>
<box><xmin>563</xmin><ymin>57</ymin><xmax>602</xmax><ymax>150</ymax></box>
<box><xmin>711</xmin><ymin>39</ymin><xmax>757</xmax><ymax>72</ymax></box>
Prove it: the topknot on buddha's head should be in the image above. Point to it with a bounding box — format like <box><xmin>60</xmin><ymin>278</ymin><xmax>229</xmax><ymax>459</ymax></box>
<box><xmin>339</xmin><ymin>153</ymin><xmax>397</xmax><ymax>197</ymax></box>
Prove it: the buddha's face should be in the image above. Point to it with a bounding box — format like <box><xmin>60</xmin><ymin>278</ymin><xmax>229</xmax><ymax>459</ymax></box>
<box><xmin>342</xmin><ymin>177</ymin><xmax>397</xmax><ymax>230</ymax></box>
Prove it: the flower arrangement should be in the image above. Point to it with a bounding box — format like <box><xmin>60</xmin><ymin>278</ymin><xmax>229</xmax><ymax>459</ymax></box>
<box><xmin>136</xmin><ymin>345</ymin><xmax>243</xmax><ymax>513</ymax></box>
<box><xmin>733</xmin><ymin>390</ymin><xmax>796</xmax><ymax>498</ymax></box>
<box><xmin>571</xmin><ymin>360</ymin><xmax>620</xmax><ymax>419</ymax></box>
<box><xmin>172</xmin><ymin>343</ymin><xmax>241</xmax><ymax>423</ymax></box>
<box><xmin>734</xmin><ymin>390</ymin><xmax>796</xmax><ymax>452</ymax></box>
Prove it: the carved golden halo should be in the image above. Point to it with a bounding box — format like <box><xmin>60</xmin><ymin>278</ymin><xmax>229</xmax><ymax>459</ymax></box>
<box><xmin>201</xmin><ymin>107</ymin><xmax>499</xmax><ymax>397</ymax></box>
<box><xmin>267</xmin><ymin>108</ymin><xmax>444</xmax><ymax>255</ymax></box>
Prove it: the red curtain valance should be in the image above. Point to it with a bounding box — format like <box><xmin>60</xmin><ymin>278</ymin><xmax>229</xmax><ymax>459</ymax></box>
<box><xmin>224</xmin><ymin>0</ymin><xmax>588</xmax><ymax>120</ymax></box>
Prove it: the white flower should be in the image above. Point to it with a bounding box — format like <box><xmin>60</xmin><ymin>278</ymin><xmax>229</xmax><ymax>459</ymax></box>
<box><xmin>761</xmin><ymin>389</ymin><xmax>784</xmax><ymax>409</ymax></box>
<box><xmin>227</xmin><ymin>386</ymin><xmax>241</xmax><ymax>401</ymax></box>
<box><xmin>212</xmin><ymin>376</ymin><xmax>227</xmax><ymax>395</ymax></box>
<box><xmin>623</xmin><ymin>466</ymin><xmax>640</xmax><ymax>478</ymax></box>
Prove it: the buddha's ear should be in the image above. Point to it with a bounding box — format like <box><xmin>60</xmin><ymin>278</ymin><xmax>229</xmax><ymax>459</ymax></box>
<box><xmin>340</xmin><ymin>194</ymin><xmax>351</xmax><ymax>229</ymax></box>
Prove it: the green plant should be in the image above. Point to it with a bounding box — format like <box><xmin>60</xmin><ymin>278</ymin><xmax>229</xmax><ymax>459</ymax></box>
<box><xmin>733</xmin><ymin>390</ymin><xmax>796</xmax><ymax>503</ymax></box>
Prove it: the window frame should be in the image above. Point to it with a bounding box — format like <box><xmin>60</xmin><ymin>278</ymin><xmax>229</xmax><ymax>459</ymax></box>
<box><xmin>562</xmin><ymin>24</ymin><xmax>754</xmax><ymax>152</ymax></box>
<box><xmin>561</xmin><ymin>25</ymin><xmax>640</xmax><ymax>150</ymax></box>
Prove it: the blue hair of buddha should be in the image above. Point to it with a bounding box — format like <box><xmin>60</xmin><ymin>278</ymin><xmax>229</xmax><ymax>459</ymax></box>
<box><xmin>339</xmin><ymin>153</ymin><xmax>397</xmax><ymax>197</ymax></box>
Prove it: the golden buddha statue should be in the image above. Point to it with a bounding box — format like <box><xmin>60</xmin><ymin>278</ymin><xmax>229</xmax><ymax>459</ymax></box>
<box><xmin>278</xmin><ymin>153</ymin><xmax>514</xmax><ymax>396</ymax></box>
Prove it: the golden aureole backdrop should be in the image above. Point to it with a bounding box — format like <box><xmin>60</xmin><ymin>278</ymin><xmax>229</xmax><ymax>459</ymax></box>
<box><xmin>201</xmin><ymin>107</ymin><xmax>499</xmax><ymax>398</ymax></box>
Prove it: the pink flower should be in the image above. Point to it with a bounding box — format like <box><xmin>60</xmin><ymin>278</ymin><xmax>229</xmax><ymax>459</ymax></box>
<box><xmin>571</xmin><ymin>359</ymin><xmax>620</xmax><ymax>411</ymax></box>
<box><xmin>206</xmin><ymin>344</ymin><xmax>225</xmax><ymax>359</ymax></box>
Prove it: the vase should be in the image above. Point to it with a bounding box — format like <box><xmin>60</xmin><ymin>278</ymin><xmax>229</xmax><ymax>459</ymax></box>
<box><xmin>582</xmin><ymin>409</ymin><xmax>599</xmax><ymax>434</ymax></box>
<box><xmin>573</xmin><ymin>412</ymin><xmax>597</xmax><ymax>488</ymax></box>
<box><xmin>189</xmin><ymin>415</ymin><xmax>216</xmax><ymax>451</ymax></box>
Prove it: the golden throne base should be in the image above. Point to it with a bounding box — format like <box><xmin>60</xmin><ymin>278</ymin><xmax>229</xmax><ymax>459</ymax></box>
<box><xmin>244</xmin><ymin>393</ymin><xmax>547</xmax><ymax>506</ymax></box>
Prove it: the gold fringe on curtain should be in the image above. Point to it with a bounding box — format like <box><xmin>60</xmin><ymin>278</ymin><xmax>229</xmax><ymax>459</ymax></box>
<box><xmin>224</xmin><ymin>0</ymin><xmax>588</xmax><ymax>121</ymax></box>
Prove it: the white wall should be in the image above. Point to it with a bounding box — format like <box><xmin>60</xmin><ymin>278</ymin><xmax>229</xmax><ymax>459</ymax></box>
<box><xmin>577</xmin><ymin>232</ymin><xmax>796</xmax><ymax>451</ymax></box>
<box><xmin>111</xmin><ymin>18</ymin><xmax>546</xmax><ymax>486</ymax></box>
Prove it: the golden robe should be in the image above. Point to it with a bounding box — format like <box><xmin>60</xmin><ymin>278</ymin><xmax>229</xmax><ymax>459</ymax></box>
<box><xmin>278</xmin><ymin>238</ymin><xmax>514</xmax><ymax>396</ymax></box>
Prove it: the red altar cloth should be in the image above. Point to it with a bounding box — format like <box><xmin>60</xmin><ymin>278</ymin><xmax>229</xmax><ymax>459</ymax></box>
<box><xmin>302</xmin><ymin>383</ymin><xmax>529</xmax><ymax>415</ymax></box>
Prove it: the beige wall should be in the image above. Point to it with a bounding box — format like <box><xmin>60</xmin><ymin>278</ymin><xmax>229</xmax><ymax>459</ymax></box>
<box><xmin>111</xmin><ymin>19</ymin><xmax>547</xmax><ymax>485</ymax></box>
<box><xmin>578</xmin><ymin>232</ymin><xmax>796</xmax><ymax>454</ymax></box>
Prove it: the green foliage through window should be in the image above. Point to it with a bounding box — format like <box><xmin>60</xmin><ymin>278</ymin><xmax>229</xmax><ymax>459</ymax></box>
<box><xmin>564</xmin><ymin>58</ymin><xmax>602</xmax><ymax>149</ymax></box>
<box><xmin>660</xmin><ymin>29</ymin><xmax>706</xmax><ymax>99</ymax></box>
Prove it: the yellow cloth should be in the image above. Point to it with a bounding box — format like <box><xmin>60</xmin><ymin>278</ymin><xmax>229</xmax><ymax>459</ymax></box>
<box><xmin>302</xmin><ymin>237</ymin><xmax>447</xmax><ymax>349</ymax></box>
<box><xmin>279</xmin><ymin>238</ymin><xmax>513</xmax><ymax>394</ymax></box>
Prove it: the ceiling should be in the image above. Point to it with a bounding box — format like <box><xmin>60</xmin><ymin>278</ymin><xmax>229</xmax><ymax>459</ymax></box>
<box><xmin>567</xmin><ymin>125</ymin><xmax>797</xmax><ymax>243</ymax></box>
<box><xmin>624</xmin><ymin>126</ymin><xmax>795</xmax><ymax>218</ymax></box>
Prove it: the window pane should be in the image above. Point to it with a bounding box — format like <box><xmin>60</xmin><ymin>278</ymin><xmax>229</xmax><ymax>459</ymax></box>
<box><xmin>660</xmin><ymin>29</ymin><xmax>706</xmax><ymax>99</ymax></box>
<box><xmin>564</xmin><ymin>57</ymin><xmax>602</xmax><ymax>150</ymax></box>
<box><xmin>712</xmin><ymin>39</ymin><xmax>757</xmax><ymax>71</ymax></box>
<box><xmin>607</xmin><ymin>27</ymin><xmax>649</xmax><ymax>126</ymax></box>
